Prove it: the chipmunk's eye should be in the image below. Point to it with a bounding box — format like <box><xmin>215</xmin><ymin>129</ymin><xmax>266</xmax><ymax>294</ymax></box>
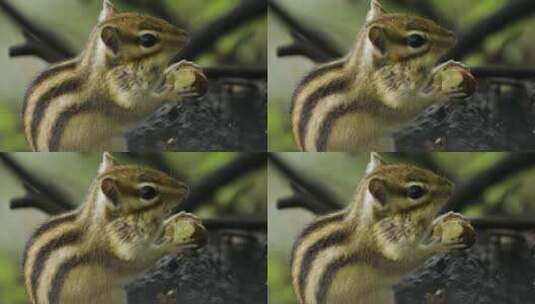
<box><xmin>139</xmin><ymin>33</ymin><xmax>159</xmax><ymax>48</ymax></box>
<box><xmin>406</xmin><ymin>185</ymin><xmax>426</xmax><ymax>200</ymax></box>
<box><xmin>407</xmin><ymin>34</ymin><xmax>427</xmax><ymax>48</ymax></box>
<box><xmin>138</xmin><ymin>185</ymin><xmax>159</xmax><ymax>201</ymax></box>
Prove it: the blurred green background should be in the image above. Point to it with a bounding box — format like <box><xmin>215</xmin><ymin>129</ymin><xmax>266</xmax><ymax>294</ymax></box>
<box><xmin>268</xmin><ymin>152</ymin><xmax>535</xmax><ymax>304</ymax></box>
<box><xmin>0</xmin><ymin>0</ymin><xmax>267</xmax><ymax>151</ymax></box>
<box><xmin>268</xmin><ymin>0</ymin><xmax>535</xmax><ymax>151</ymax></box>
<box><xmin>0</xmin><ymin>152</ymin><xmax>266</xmax><ymax>303</ymax></box>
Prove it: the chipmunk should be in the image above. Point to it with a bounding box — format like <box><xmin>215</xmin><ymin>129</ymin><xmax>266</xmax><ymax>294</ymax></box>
<box><xmin>291</xmin><ymin>153</ymin><xmax>475</xmax><ymax>304</ymax></box>
<box><xmin>290</xmin><ymin>0</ymin><xmax>476</xmax><ymax>152</ymax></box>
<box><xmin>22</xmin><ymin>153</ymin><xmax>207</xmax><ymax>304</ymax></box>
<box><xmin>22</xmin><ymin>0</ymin><xmax>208</xmax><ymax>152</ymax></box>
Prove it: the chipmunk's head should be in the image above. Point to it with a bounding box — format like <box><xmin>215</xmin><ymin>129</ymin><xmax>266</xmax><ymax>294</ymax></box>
<box><xmin>363</xmin><ymin>0</ymin><xmax>455</xmax><ymax>68</ymax></box>
<box><xmin>93</xmin><ymin>153</ymin><xmax>205</xmax><ymax>249</ymax></box>
<box><xmin>94</xmin><ymin>0</ymin><xmax>188</xmax><ymax>67</ymax></box>
<box><xmin>359</xmin><ymin>153</ymin><xmax>453</xmax><ymax>222</ymax></box>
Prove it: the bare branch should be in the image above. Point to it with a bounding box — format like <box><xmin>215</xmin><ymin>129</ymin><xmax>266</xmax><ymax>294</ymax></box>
<box><xmin>268</xmin><ymin>0</ymin><xmax>342</xmax><ymax>59</ymax></box>
<box><xmin>177</xmin><ymin>0</ymin><xmax>267</xmax><ymax>61</ymax></box>
<box><xmin>0</xmin><ymin>0</ymin><xmax>75</xmax><ymax>58</ymax></box>
<box><xmin>203</xmin><ymin>217</ymin><xmax>266</xmax><ymax>231</ymax></box>
<box><xmin>268</xmin><ymin>154</ymin><xmax>343</xmax><ymax>211</ymax></box>
<box><xmin>203</xmin><ymin>65</ymin><xmax>266</xmax><ymax>79</ymax></box>
<box><xmin>445</xmin><ymin>0</ymin><xmax>535</xmax><ymax>60</ymax></box>
<box><xmin>443</xmin><ymin>153</ymin><xmax>535</xmax><ymax>213</ymax></box>
<box><xmin>180</xmin><ymin>153</ymin><xmax>267</xmax><ymax>212</ymax></box>
<box><xmin>0</xmin><ymin>154</ymin><xmax>74</xmax><ymax>214</ymax></box>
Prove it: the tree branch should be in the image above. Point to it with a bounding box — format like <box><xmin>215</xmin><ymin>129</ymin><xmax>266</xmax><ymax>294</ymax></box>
<box><xmin>177</xmin><ymin>0</ymin><xmax>267</xmax><ymax>61</ymax></box>
<box><xmin>445</xmin><ymin>0</ymin><xmax>535</xmax><ymax>60</ymax></box>
<box><xmin>268</xmin><ymin>0</ymin><xmax>342</xmax><ymax>59</ymax></box>
<box><xmin>268</xmin><ymin>154</ymin><xmax>343</xmax><ymax>211</ymax></box>
<box><xmin>0</xmin><ymin>0</ymin><xmax>75</xmax><ymax>58</ymax></box>
<box><xmin>443</xmin><ymin>153</ymin><xmax>535</xmax><ymax>213</ymax></box>
<box><xmin>203</xmin><ymin>65</ymin><xmax>266</xmax><ymax>79</ymax></box>
<box><xmin>180</xmin><ymin>153</ymin><xmax>267</xmax><ymax>212</ymax></box>
<box><xmin>0</xmin><ymin>154</ymin><xmax>74</xmax><ymax>214</ymax></box>
<box><xmin>203</xmin><ymin>217</ymin><xmax>266</xmax><ymax>231</ymax></box>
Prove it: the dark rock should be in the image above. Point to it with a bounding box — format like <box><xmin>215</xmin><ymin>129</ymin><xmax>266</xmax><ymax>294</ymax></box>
<box><xmin>395</xmin><ymin>231</ymin><xmax>535</xmax><ymax>304</ymax></box>
<box><xmin>126</xmin><ymin>231</ymin><xmax>266</xmax><ymax>304</ymax></box>
<box><xmin>395</xmin><ymin>79</ymin><xmax>535</xmax><ymax>151</ymax></box>
<box><xmin>126</xmin><ymin>79</ymin><xmax>267</xmax><ymax>152</ymax></box>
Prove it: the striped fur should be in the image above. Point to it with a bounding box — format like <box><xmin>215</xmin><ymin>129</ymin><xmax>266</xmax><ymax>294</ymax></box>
<box><xmin>290</xmin><ymin>211</ymin><xmax>349</xmax><ymax>304</ymax></box>
<box><xmin>23</xmin><ymin>59</ymin><xmax>80</xmax><ymax>151</ymax></box>
<box><xmin>290</xmin><ymin>1</ymin><xmax>460</xmax><ymax>152</ymax></box>
<box><xmin>22</xmin><ymin>156</ymin><xmax>204</xmax><ymax>304</ymax></box>
<box><xmin>290</xmin><ymin>157</ymin><xmax>459</xmax><ymax>304</ymax></box>
<box><xmin>291</xmin><ymin>58</ymin><xmax>348</xmax><ymax>151</ymax></box>
<box><xmin>23</xmin><ymin>211</ymin><xmax>80</xmax><ymax>304</ymax></box>
<box><xmin>21</xmin><ymin>1</ymin><xmax>197</xmax><ymax>151</ymax></box>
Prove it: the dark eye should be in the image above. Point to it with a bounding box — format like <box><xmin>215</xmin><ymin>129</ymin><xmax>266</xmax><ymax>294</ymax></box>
<box><xmin>407</xmin><ymin>34</ymin><xmax>427</xmax><ymax>48</ymax></box>
<box><xmin>406</xmin><ymin>185</ymin><xmax>425</xmax><ymax>200</ymax></box>
<box><xmin>139</xmin><ymin>185</ymin><xmax>158</xmax><ymax>201</ymax></box>
<box><xmin>139</xmin><ymin>33</ymin><xmax>159</xmax><ymax>48</ymax></box>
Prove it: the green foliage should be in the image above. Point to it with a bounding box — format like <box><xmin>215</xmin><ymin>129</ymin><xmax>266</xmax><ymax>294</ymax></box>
<box><xmin>268</xmin><ymin>255</ymin><xmax>296</xmax><ymax>304</ymax></box>
<box><xmin>0</xmin><ymin>253</ymin><xmax>27</xmax><ymax>304</ymax></box>
<box><xmin>0</xmin><ymin>102</ymin><xmax>28</xmax><ymax>151</ymax></box>
<box><xmin>268</xmin><ymin>105</ymin><xmax>296</xmax><ymax>152</ymax></box>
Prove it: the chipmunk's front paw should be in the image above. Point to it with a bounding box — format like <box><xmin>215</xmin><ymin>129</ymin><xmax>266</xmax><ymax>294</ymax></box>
<box><xmin>430</xmin><ymin>212</ymin><xmax>476</xmax><ymax>252</ymax></box>
<box><xmin>156</xmin><ymin>212</ymin><xmax>207</xmax><ymax>251</ymax></box>
<box><xmin>163</xmin><ymin>60</ymin><xmax>208</xmax><ymax>98</ymax></box>
<box><xmin>433</xmin><ymin>60</ymin><xmax>476</xmax><ymax>100</ymax></box>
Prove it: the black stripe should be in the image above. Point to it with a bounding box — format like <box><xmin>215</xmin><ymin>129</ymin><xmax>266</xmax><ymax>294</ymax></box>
<box><xmin>315</xmin><ymin>99</ymin><xmax>401</xmax><ymax>151</ymax></box>
<box><xmin>31</xmin><ymin>229</ymin><xmax>81</xmax><ymax>304</ymax></box>
<box><xmin>291</xmin><ymin>60</ymin><xmax>346</xmax><ymax>144</ymax></box>
<box><xmin>22</xmin><ymin>212</ymin><xmax>78</xmax><ymax>269</ymax></box>
<box><xmin>47</xmin><ymin>100</ymin><xmax>131</xmax><ymax>151</ymax></box>
<box><xmin>316</xmin><ymin>253</ymin><xmax>363</xmax><ymax>304</ymax></box>
<box><xmin>22</xmin><ymin>60</ymin><xmax>78</xmax><ymax>120</ymax></box>
<box><xmin>48</xmin><ymin>250</ymin><xmax>124</xmax><ymax>304</ymax></box>
<box><xmin>30</xmin><ymin>77</ymin><xmax>83</xmax><ymax>150</ymax></box>
<box><xmin>290</xmin><ymin>212</ymin><xmax>346</xmax><ymax>300</ymax></box>
<box><xmin>297</xmin><ymin>78</ymin><xmax>348</xmax><ymax>150</ymax></box>
<box><xmin>290</xmin><ymin>212</ymin><xmax>345</xmax><ymax>268</ymax></box>
<box><xmin>298</xmin><ymin>230</ymin><xmax>350</xmax><ymax>303</ymax></box>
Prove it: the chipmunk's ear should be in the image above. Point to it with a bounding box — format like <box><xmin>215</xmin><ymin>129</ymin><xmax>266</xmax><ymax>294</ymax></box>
<box><xmin>99</xmin><ymin>0</ymin><xmax>118</xmax><ymax>22</ymax></box>
<box><xmin>98</xmin><ymin>152</ymin><xmax>117</xmax><ymax>174</ymax></box>
<box><xmin>366</xmin><ymin>152</ymin><xmax>385</xmax><ymax>174</ymax></box>
<box><xmin>367</xmin><ymin>25</ymin><xmax>388</xmax><ymax>56</ymax></box>
<box><xmin>368</xmin><ymin>178</ymin><xmax>387</xmax><ymax>205</ymax></box>
<box><xmin>100</xmin><ymin>26</ymin><xmax>121</xmax><ymax>55</ymax></box>
<box><xmin>99</xmin><ymin>177</ymin><xmax>119</xmax><ymax>207</ymax></box>
<box><xmin>366</xmin><ymin>0</ymin><xmax>386</xmax><ymax>22</ymax></box>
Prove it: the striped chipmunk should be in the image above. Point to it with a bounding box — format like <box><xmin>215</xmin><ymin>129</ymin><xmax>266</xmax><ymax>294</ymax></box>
<box><xmin>291</xmin><ymin>153</ymin><xmax>476</xmax><ymax>304</ymax></box>
<box><xmin>291</xmin><ymin>0</ymin><xmax>476</xmax><ymax>152</ymax></box>
<box><xmin>23</xmin><ymin>153</ymin><xmax>207</xmax><ymax>304</ymax></box>
<box><xmin>22</xmin><ymin>0</ymin><xmax>208</xmax><ymax>152</ymax></box>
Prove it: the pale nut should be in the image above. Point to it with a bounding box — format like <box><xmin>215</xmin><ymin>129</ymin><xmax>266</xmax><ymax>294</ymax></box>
<box><xmin>174</xmin><ymin>65</ymin><xmax>208</xmax><ymax>97</ymax></box>
<box><xmin>440</xmin><ymin>65</ymin><xmax>477</xmax><ymax>97</ymax></box>
<box><xmin>433</xmin><ymin>213</ymin><xmax>476</xmax><ymax>248</ymax></box>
